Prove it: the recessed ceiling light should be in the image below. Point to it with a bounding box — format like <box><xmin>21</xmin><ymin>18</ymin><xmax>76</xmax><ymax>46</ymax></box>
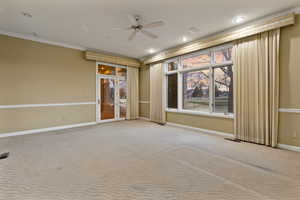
<box><xmin>21</xmin><ymin>12</ymin><xmax>32</xmax><ymax>18</ymax></box>
<box><xmin>233</xmin><ymin>16</ymin><xmax>246</xmax><ymax>24</ymax></box>
<box><xmin>182</xmin><ymin>36</ymin><xmax>188</xmax><ymax>42</ymax></box>
<box><xmin>148</xmin><ymin>48</ymin><xmax>155</xmax><ymax>54</ymax></box>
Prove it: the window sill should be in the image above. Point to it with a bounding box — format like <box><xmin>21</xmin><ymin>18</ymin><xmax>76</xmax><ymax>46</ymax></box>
<box><xmin>166</xmin><ymin>109</ymin><xmax>234</xmax><ymax>119</ymax></box>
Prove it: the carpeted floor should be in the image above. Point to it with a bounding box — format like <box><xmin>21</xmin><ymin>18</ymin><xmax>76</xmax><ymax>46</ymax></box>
<box><xmin>0</xmin><ymin>120</ymin><xmax>300</xmax><ymax>200</ymax></box>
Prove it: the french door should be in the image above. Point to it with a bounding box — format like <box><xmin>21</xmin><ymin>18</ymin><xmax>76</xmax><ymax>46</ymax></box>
<box><xmin>96</xmin><ymin>75</ymin><xmax>127</xmax><ymax>122</ymax></box>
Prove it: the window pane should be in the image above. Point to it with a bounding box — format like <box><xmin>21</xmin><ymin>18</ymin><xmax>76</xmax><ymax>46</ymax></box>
<box><xmin>213</xmin><ymin>66</ymin><xmax>233</xmax><ymax>113</ymax></box>
<box><xmin>167</xmin><ymin>74</ymin><xmax>178</xmax><ymax>108</ymax></box>
<box><xmin>167</xmin><ymin>60</ymin><xmax>178</xmax><ymax>71</ymax></box>
<box><xmin>119</xmin><ymin>80</ymin><xmax>127</xmax><ymax>118</ymax></box>
<box><xmin>214</xmin><ymin>48</ymin><xmax>232</xmax><ymax>64</ymax></box>
<box><xmin>98</xmin><ymin>65</ymin><xmax>116</xmax><ymax>75</ymax></box>
<box><xmin>183</xmin><ymin>69</ymin><xmax>210</xmax><ymax>112</ymax></box>
<box><xmin>116</xmin><ymin>67</ymin><xmax>127</xmax><ymax>76</ymax></box>
<box><xmin>182</xmin><ymin>53</ymin><xmax>211</xmax><ymax>69</ymax></box>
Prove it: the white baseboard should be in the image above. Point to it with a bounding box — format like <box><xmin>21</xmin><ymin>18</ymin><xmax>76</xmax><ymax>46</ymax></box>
<box><xmin>278</xmin><ymin>108</ymin><xmax>300</xmax><ymax>113</ymax></box>
<box><xmin>138</xmin><ymin>117</ymin><xmax>150</xmax><ymax>121</ymax></box>
<box><xmin>166</xmin><ymin>122</ymin><xmax>233</xmax><ymax>138</ymax></box>
<box><xmin>0</xmin><ymin>122</ymin><xmax>97</xmax><ymax>138</ymax></box>
<box><xmin>278</xmin><ymin>143</ymin><xmax>300</xmax><ymax>153</ymax></box>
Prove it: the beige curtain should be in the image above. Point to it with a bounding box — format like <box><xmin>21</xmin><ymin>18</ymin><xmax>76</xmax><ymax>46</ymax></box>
<box><xmin>233</xmin><ymin>29</ymin><xmax>280</xmax><ymax>147</ymax></box>
<box><xmin>150</xmin><ymin>63</ymin><xmax>166</xmax><ymax>124</ymax></box>
<box><xmin>126</xmin><ymin>67</ymin><xmax>139</xmax><ymax>120</ymax></box>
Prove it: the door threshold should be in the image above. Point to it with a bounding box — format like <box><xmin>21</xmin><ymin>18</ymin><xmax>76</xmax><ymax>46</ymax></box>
<box><xmin>97</xmin><ymin>119</ymin><xmax>125</xmax><ymax>124</ymax></box>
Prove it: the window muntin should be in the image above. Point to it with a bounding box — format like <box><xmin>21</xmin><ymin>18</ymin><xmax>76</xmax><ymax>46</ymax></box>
<box><xmin>165</xmin><ymin>44</ymin><xmax>233</xmax><ymax>116</ymax></box>
<box><xmin>183</xmin><ymin>69</ymin><xmax>210</xmax><ymax>112</ymax></box>
<box><xmin>167</xmin><ymin>74</ymin><xmax>178</xmax><ymax>109</ymax></box>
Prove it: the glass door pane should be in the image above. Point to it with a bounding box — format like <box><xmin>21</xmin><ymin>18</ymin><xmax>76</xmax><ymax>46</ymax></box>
<box><xmin>119</xmin><ymin>80</ymin><xmax>127</xmax><ymax>119</ymax></box>
<box><xmin>100</xmin><ymin>78</ymin><xmax>115</xmax><ymax>120</ymax></box>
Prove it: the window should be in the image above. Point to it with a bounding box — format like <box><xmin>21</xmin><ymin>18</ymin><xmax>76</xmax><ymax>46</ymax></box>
<box><xmin>167</xmin><ymin>60</ymin><xmax>179</xmax><ymax>71</ymax></box>
<box><xmin>116</xmin><ymin>67</ymin><xmax>127</xmax><ymax>76</ymax></box>
<box><xmin>167</xmin><ymin>73</ymin><xmax>178</xmax><ymax>108</ymax></box>
<box><xmin>213</xmin><ymin>66</ymin><xmax>233</xmax><ymax>114</ymax></box>
<box><xmin>182</xmin><ymin>52</ymin><xmax>211</xmax><ymax>69</ymax></box>
<box><xmin>165</xmin><ymin>44</ymin><xmax>233</xmax><ymax>117</ymax></box>
<box><xmin>213</xmin><ymin>48</ymin><xmax>232</xmax><ymax>64</ymax></box>
<box><xmin>98</xmin><ymin>64</ymin><xmax>127</xmax><ymax>77</ymax></box>
<box><xmin>183</xmin><ymin>69</ymin><xmax>210</xmax><ymax>112</ymax></box>
<box><xmin>98</xmin><ymin>65</ymin><xmax>116</xmax><ymax>75</ymax></box>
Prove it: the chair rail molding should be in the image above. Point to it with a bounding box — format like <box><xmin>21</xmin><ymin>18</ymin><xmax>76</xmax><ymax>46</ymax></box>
<box><xmin>0</xmin><ymin>102</ymin><xmax>96</xmax><ymax>109</ymax></box>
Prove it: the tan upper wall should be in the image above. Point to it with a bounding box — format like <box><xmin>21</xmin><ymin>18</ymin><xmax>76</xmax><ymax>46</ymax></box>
<box><xmin>0</xmin><ymin>34</ymin><xmax>96</xmax><ymax>134</ymax></box>
<box><xmin>0</xmin><ymin>34</ymin><xmax>96</xmax><ymax>105</ymax></box>
<box><xmin>0</xmin><ymin>104</ymin><xmax>95</xmax><ymax>133</ymax></box>
<box><xmin>277</xmin><ymin>14</ymin><xmax>300</xmax><ymax>147</ymax></box>
<box><xmin>279</xmin><ymin>14</ymin><xmax>300</xmax><ymax>108</ymax></box>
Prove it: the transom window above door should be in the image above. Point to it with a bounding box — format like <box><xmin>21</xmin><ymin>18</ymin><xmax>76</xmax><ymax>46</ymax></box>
<box><xmin>98</xmin><ymin>64</ymin><xmax>127</xmax><ymax>77</ymax></box>
<box><xmin>165</xmin><ymin>44</ymin><xmax>234</xmax><ymax>118</ymax></box>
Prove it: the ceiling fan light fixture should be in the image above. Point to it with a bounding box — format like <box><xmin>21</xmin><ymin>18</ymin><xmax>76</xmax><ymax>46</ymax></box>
<box><xmin>116</xmin><ymin>14</ymin><xmax>164</xmax><ymax>41</ymax></box>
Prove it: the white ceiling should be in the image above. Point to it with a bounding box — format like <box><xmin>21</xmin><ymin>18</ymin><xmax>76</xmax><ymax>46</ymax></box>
<box><xmin>0</xmin><ymin>0</ymin><xmax>300</xmax><ymax>58</ymax></box>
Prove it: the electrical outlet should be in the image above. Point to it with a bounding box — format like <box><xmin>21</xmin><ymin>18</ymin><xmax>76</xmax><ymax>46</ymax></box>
<box><xmin>292</xmin><ymin>131</ymin><xmax>297</xmax><ymax>138</ymax></box>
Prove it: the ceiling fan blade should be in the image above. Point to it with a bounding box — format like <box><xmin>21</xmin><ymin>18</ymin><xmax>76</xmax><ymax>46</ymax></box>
<box><xmin>112</xmin><ymin>27</ymin><xmax>132</xmax><ymax>31</ymax></box>
<box><xmin>143</xmin><ymin>21</ymin><xmax>165</xmax><ymax>29</ymax></box>
<box><xmin>128</xmin><ymin>14</ymin><xmax>138</xmax><ymax>26</ymax></box>
<box><xmin>128</xmin><ymin>30</ymin><xmax>138</xmax><ymax>41</ymax></box>
<box><xmin>140</xmin><ymin>30</ymin><xmax>158</xmax><ymax>39</ymax></box>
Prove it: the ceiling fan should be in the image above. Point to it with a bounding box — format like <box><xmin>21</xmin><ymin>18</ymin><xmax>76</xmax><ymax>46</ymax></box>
<box><xmin>114</xmin><ymin>15</ymin><xmax>165</xmax><ymax>41</ymax></box>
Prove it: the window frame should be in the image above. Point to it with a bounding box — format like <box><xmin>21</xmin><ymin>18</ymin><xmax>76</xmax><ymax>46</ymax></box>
<box><xmin>164</xmin><ymin>44</ymin><xmax>234</xmax><ymax>119</ymax></box>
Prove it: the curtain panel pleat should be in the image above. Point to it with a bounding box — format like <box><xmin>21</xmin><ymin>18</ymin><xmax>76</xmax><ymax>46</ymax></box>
<box><xmin>126</xmin><ymin>67</ymin><xmax>139</xmax><ymax>120</ymax></box>
<box><xmin>233</xmin><ymin>29</ymin><xmax>280</xmax><ymax>147</ymax></box>
<box><xmin>150</xmin><ymin>63</ymin><xmax>166</xmax><ymax>124</ymax></box>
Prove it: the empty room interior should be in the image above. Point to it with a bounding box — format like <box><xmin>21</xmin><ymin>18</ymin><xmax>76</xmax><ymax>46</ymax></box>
<box><xmin>1</xmin><ymin>0</ymin><xmax>300</xmax><ymax>199</ymax></box>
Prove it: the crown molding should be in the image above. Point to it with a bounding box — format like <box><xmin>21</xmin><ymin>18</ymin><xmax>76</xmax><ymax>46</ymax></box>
<box><xmin>0</xmin><ymin>29</ymin><xmax>86</xmax><ymax>51</ymax></box>
<box><xmin>142</xmin><ymin>12</ymin><xmax>296</xmax><ymax>64</ymax></box>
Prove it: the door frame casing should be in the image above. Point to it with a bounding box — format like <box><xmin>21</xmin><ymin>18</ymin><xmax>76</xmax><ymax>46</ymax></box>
<box><xmin>95</xmin><ymin>62</ymin><xmax>127</xmax><ymax>123</ymax></box>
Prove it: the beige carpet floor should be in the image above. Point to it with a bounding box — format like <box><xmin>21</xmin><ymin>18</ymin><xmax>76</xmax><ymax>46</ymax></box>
<box><xmin>0</xmin><ymin>120</ymin><xmax>300</xmax><ymax>200</ymax></box>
